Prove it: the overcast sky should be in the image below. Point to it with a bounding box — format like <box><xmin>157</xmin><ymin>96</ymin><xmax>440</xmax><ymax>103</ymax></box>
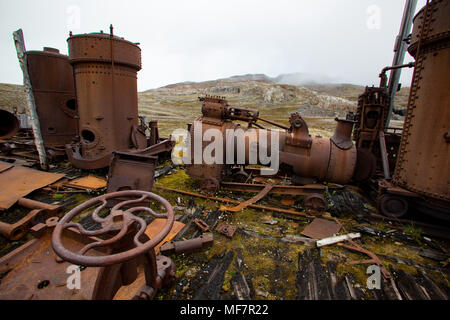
<box><xmin>0</xmin><ymin>0</ymin><xmax>426</xmax><ymax>91</ymax></box>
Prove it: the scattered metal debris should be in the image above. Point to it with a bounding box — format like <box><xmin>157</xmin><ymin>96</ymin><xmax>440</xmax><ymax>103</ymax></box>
<box><xmin>0</xmin><ymin>197</ymin><xmax>63</xmax><ymax>240</ymax></box>
<box><xmin>193</xmin><ymin>218</ymin><xmax>210</xmax><ymax>232</ymax></box>
<box><xmin>154</xmin><ymin>186</ymin><xmax>314</xmax><ymax>218</ymax></box>
<box><xmin>216</xmin><ymin>223</ymin><xmax>237</xmax><ymax>239</ymax></box>
<box><xmin>160</xmin><ymin>233</ymin><xmax>214</xmax><ymax>255</ymax></box>
<box><xmin>64</xmin><ymin>175</ymin><xmax>107</xmax><ymax>190</ymax></box>
<box><xmin>302</xmin><ymin>193</ymin><xmax>328</xmax><ymax>214</ymax></box>
<box><xmin>0</xmin><ymin>162</ymin><xmax>65</xmax><ymax>210</ymax></box>
<box><xmin>220</xmin><ymin>183</ymin><xmax>273</xmax><ymax>212</ymax></box>
<box><xmin>301</xmin><ymin>218</ymin><xmax>341</xmax><ymax>240</ymax></box>
<box><xmin>107</xmin><ymin>151</ymin><xmax>157</xmax><ymax>193</ymax></box>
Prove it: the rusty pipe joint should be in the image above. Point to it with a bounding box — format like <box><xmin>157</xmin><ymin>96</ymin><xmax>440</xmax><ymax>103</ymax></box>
<box><xmin>331</xmin><ymin>116</ymin><xmax>356</xmax><ymax>150</ymax></box>
<box><xmin>286</xmin><ymin>113</ymin><xmax>312</xmax><ymax>148</ymax></box>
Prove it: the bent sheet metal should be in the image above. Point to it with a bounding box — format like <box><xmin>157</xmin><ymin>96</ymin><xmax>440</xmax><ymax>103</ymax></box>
<box><xmin>0</xmin><ymin>161</ymin><xmax>65</xmax><ymax>210</ymax></box>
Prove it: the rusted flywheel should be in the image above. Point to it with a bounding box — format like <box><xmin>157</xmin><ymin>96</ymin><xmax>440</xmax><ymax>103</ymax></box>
<box><xmin>52</xmin><ymin>190</ymin><xmax>174</xmax><ymax>267</ymax></box>
<box><xmin>302</xmin><ymin>193</ymin><xmax>327</xmax><ymax>214</ymax></box>
<box><xmin>377</xmin><ymin>193</ymin><xmax>408</xmax><ymax>218</ymax></box>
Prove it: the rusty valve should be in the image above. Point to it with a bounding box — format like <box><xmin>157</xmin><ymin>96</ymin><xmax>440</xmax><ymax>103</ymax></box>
<box><xmin>52</xmin><ymin>190</ymin><xmax>174</xmax><ymax>267</ymax></box>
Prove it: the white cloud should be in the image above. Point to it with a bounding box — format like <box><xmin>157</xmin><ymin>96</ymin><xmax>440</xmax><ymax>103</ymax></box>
<box><xmin>0</xmin><ymin>0</ymin><xmax>427</xmax><ymax>91</ymax></box>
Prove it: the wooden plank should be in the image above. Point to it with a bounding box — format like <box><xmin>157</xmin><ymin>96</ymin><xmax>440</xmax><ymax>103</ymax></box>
<box><xmin>316</xmin><ymin>233</ymin><xmax>361</xmax><ymax>247</ymax></box>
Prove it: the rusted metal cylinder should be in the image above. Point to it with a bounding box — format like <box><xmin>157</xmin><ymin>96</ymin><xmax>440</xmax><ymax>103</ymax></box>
<box><xmin>281</xmin><ymin>117</ymin><xmax>356</xmax><ymax>184</ymax></box>
<box><xmin>186</xmin><ymin>105</ymin><xmax>357</xmax><ymax>185</ymax></box>
<box><xmin>0</xmin><ymin>109</ymin><xmax>20</xmax><ymax>139</ymax></box>
<box><xmin>393</xmin><ymin>0</ymin><xmax>450</xmax><ymax>203</ymax></box>
<box><xmin>26</xmin><ymin>47</ymin><xmax>78</xmax><ymax>147</ymax></box>
<box><xmin>17</xmin><ymin>197</ymin><xmax>63</xmax><ymax>214</ymax></box>
<box><xmin>66</xmin><ymin>29</ymin><xmax>142</xmax><ymax>169</ymax></box>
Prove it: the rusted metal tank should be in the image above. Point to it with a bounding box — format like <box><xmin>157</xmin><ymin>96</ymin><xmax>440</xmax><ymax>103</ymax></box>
<box><xmin>185</xmin><ymin>96</ymin><xmax>357</xmax><ymax>190</ymax></box>
<box><xmin>0</xmin><ymin>109</ymin><xmax>20</xmax><ymax>139</ymax></box>
<box><xmin>393</xmin><ymin>0</ymin><xmax>450</xmax><ymax>205</ymax></box>
<box><xmin>26</xmin><ymin>47</ymin><xmax>78</xmax><ymax>147</ymax></box>
<box><xmin>66</xmin><ymin>27</ymin><xmax>143</xmax><ymax>169</ymax></box>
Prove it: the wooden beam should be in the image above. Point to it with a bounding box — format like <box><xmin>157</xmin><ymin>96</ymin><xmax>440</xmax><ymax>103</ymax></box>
<box><xmin>13</xmin><ymin>29</ymin><xmax>48</xmax><ymax>170</ymax></box>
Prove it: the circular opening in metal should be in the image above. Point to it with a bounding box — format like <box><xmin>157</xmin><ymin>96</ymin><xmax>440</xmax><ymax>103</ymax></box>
<box><xmin>66</xmin><ymin>99</ymin><xmax>77</xmax><ymax>111</ymax></box>
<box><xmin>81</xmin><ymin>130</ymin><xmax>96</xmax><ymax>144</ymax></box>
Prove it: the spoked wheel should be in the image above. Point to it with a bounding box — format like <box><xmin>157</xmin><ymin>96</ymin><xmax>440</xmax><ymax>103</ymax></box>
<box><xmin>378</xmin><ymin>194</ymin><xmax>408</xmax><ymax>218</ymax></box>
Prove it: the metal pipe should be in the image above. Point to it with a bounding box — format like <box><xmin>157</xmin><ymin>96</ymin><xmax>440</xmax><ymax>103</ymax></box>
<box><xmin>257</xmin><ymin>117</ymin><xmax>290</xmax><ymax>131</ymax></box>
<box><xmin>378</xmin><ymin>131</ymin><xmax>391</xmax><ymax>180</ymax></box>
<box><xmin>385</xmin><ymin>0</ymin><xmax>419</xmax><ymax>127</ymax></box>
<box><xmin>379</xmin><ymin>62</ymin><xmax>415</xmax><ymax>87</ymax></box>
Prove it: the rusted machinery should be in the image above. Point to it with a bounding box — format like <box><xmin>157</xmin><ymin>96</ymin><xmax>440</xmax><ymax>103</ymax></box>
<box><xmin>0</xmin><ymin>197</ymin><xmax>63</xmax><ymax>240</ymax></box>
<box><xmin>355</xmin><ymin>0</ymin><xmax>450</xmax><ymax>219</ymax></box>
<box><xmin>65</xmin><ymin>26</ymin><xmax>146</xmax><ymax>169</ymax></box>
<box><xmin>26</xmin><ymin>47</ymin><xmax>78</xmax><ymax>147</ymax></box>
<box><xmin>0</xmin><ymin>109</ymin><xmax>20</xmax><ymax>139</ymax></box>
<box><xmin>389</xmin><ymin>0</ymin><xmax>450</xmax><ymax>218</ymax></box>
<box><xmin>353</xmin><ymin>86</ymin><xmax>402</xmax><ymax>181</ymax></box>
<box><xmin>51</xmin><ymin>190</ymin><xmax>177</xmax><ymax>299</ymax></box>
<box><xmin>107</xmin><ymin>151</ymin><xmax>157</xmax><ymax>193</ymax></box>
<box><xmin>185</xmin><ymin>96</ymin><xmax>363</xmax><ymax>192</ymax></box>
<box><xmin>0</xmin><ymin>190</ymin><xmax>214</xmax><ymax>300</ymax></box>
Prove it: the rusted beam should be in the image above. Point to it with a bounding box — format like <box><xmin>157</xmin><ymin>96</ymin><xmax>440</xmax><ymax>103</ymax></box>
<box><xmin>221</xmin><ymin>181</ymin><xmax>325</xmax><ymax>196</ymax></box>
<box><xmin>154</xmin><ymin>185</ymin><xmax>313</xmax><ymax>218</ymax></box>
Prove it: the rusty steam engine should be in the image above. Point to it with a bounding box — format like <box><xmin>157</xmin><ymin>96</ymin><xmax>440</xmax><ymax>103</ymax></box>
<box><xmin>185</xmin><ymin>96</ymin><xmax>367</xmax><ymax>192</ymax></box>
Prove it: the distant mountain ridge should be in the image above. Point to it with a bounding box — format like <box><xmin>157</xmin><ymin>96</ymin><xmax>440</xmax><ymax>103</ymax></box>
<box><xmin>153</xmin><ymin>72</ymin><xmax>342</xmax><ymax>91</ymax></box>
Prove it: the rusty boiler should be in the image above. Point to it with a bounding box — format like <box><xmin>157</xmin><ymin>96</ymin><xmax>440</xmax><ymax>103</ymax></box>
<box><xmin>65</xmin><ymin>27</ymin><xmax>144</xmax><ymax>169</ymax></box>
<box><xmin>389</xmin><ymin>0</ymin><xmax>450</xmax><ymax>218</ymax></box>
<box><xmin>26</xmin><ymin>47</ymin><xmax>78</xmax><ymax>147</ymax></box>
<box><xmin>185</xmin><ymin>96</ymin><xmax>359</xmax><ymax>190</ymax></box>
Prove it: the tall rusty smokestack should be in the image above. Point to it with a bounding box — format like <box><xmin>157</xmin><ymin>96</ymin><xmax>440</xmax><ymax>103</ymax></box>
<box><xmin>65</xmin><ymin>27</ymin><xmax>143</xmax><ymax>169</ymax></box>
<box><xmin>393</xmin><ymin>0</ymin><xmax>450</xmax><ymax>204</ymax></box>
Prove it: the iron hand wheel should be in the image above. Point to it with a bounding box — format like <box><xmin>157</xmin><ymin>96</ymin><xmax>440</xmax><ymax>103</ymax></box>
<box><xmin>52</xmin><ymin>190</ymin><xmax>174</xmax><ymax>267</ymax></box>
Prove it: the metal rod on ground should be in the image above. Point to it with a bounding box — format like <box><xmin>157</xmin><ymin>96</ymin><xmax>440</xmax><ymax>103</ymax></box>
<box><xmin>13</xmin><ymin>29</ymin><xmax>48</xmax><ymax>170</ymax></box>
<box><xmin>154</xmin><ymin>185</ymin><xmax>314</xmax><ymax>218</ymax></box>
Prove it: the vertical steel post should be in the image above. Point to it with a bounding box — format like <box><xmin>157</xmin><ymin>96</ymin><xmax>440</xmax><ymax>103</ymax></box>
<box><xmin>385</xmin><ymin>0</ymin><xmax>418</xmax><ymax>127</ymax></box>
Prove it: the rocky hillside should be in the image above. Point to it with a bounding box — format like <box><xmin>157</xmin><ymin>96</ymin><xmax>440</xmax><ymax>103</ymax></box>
<box><xmin>0</xmin><ymin>73</ymin><xmax>410</xmax><ymax>136</ymax></box>
<box><xmin>0</xmin><ymin>83</ymin><xmax>27</xmax><ymax>114</ymax></box>
<box><xmin>138</xmin><ymin>73</ymin><xmax>410</xmax><ymax>135</ymax></box>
